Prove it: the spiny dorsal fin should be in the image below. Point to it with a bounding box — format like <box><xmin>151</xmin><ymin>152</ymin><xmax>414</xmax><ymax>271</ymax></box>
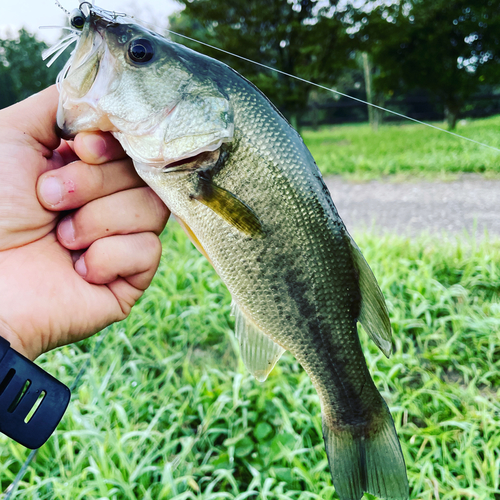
<box><xmin>347</xmin><ymin>235</ymin><xmax>392</xmax><ymax>358</ymax></box>
<box><xmin>231</xmin><ymin>301</ymin><xmax>285</xmax><ymax>382</ymax></box>
<box><xmin>192</xmin><ymin>177</ymin><xmax>264</xmax><ymax>237</ymax></box>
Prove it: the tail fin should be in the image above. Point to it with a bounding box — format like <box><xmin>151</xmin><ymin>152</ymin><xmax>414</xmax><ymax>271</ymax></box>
<box><xmin>323</xmin><ymin>410</ymin><xmax>409</xmax><ymax>500</ymax></box>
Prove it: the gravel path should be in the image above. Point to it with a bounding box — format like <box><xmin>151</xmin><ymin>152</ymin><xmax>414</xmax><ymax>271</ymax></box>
<box><xmin>324</xmin><ymin>174</ymin><xmax>500</xmax><ymax>238</ymax></box>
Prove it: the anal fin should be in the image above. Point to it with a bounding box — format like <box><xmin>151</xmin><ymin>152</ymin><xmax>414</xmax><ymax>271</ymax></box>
<box><xmin>231</xmin><ymin>301</ymin><xmax>285</xmax><ymax>382</ymax></box>
<box><xmin>347</xmin><ymin>234</ymin><xmax>393</xmax><ymax>358</ymax></box>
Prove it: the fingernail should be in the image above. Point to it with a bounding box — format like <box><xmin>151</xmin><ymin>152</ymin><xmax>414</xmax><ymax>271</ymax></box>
<box><xmin>82</xmin><ymin>134</ymin><xmax>107</xmax><ymax>161</ymax></box>
<box><xmin>58</xmin><ymin>216</ymin><xmax>75</xmax><ymax>243</ymax></box>
<box><xmin>71</xmin><ymin>250</ymin><xmax>84</xmax><ymax>264</ymax></box>
<box><xmin>75</xmin><ymin>255</ymin><xmax>87</xmax><ymax>277</ymax></box>
<box><xmin>40</xmin><ymin>176</ymin><xmax>63</xmax><ymax>206</ymax></box>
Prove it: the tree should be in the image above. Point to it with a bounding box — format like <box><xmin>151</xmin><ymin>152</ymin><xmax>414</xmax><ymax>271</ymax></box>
<box><xmin>168</xmin><ymin>0</ymin><xmax>354</xmax><ymax>128</ymax></box>
<box><xmin>0</xmin><ymin>29</ymin><xmax>63</xmax><ymax>109</ymax></box>
<box><xmin>352</xmin><ymin>0</ymin><xmax>500</xmax><ymax>129</ymax></box>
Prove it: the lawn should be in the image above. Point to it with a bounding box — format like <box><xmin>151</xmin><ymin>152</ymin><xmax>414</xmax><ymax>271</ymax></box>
<box><xmin>1</xmin><ymin>224</ymin><xmax>499</xmax><ymax>499</ymax></box>
<box><xmin>302</xmin><ymin>115</ymin><xmax>500</xmax><ymax>180</ymax></box>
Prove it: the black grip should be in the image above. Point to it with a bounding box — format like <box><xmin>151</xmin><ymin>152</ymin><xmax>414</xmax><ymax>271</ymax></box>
<box><xmin>0</xmin><ymin>337</ymin><xmax>71</xmax><ymax>449</ymax></box>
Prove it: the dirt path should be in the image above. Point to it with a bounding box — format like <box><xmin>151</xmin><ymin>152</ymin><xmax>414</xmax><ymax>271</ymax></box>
<box><xmin>324</xmin><ymin>174</ymin><xmax>500</xmax><ymax>238</ymax></box>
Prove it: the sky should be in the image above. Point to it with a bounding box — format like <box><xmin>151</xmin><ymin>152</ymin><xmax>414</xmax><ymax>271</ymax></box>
<box><xmin>0</xmin><ymin>0</ymin><xmax>183</xmax><ymax>43</ymax></box>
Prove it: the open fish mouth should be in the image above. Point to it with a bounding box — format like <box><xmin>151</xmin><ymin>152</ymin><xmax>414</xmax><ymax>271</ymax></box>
<box><xmin>43</xmin><ymin>4</ymin><xmax>129</xmax><ymax>91</ymax></box>
<box><xmin>46</xmin><ymin>5</ymin><xmax>141</xmax><ymax>138</ymax></box>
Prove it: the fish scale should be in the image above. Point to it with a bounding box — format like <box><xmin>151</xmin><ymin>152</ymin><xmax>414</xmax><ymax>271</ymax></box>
<box><xmin>55</xmin><ymin>6</ymin><xmax>409</xmax><ymax>499</ymax></box>
<box><xmin>140</xmin><ymin>65</ymin><xmax>404</xmax><ymax>500</ymax></box>
<box><xmin>152</xmin><ymin>73</ymin><xmax>382</xmax><ymax>437</ymax></box>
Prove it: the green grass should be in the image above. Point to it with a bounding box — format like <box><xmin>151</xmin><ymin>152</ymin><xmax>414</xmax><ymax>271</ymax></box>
<box><xmin>302</xmin><ymin>115</ymin><xmax>500</xmax><ymax>180</ymax></box>
<box><xmin>1</xmin><ymin>224</ymin><xmax>500</xmax><ymax>499</ymax></box>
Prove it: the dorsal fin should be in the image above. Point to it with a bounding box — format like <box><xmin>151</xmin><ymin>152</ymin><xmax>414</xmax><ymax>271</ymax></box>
<box><xmin>347</xmin><ymin>235</ymin><xmax>392</xmax><ymax>358</ymax></box>
<box><xmin>231</xmin><ymin>301</ymin><xmax>285</xmax><ymax>382</ymax></box>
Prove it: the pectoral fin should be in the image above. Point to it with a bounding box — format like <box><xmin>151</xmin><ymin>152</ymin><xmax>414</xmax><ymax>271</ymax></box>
<box><xmin>231</xmin><ymin>301</ymin><xmax>285</xmax><ymax>382</ymax></box>
<box><xmin>192</xmin><ymin>177</ymin><xmax>264</xmax><ymax>238</ymax></box>
<box><xmin>175</xmin><ymin>215</ymin><xmax>213</xmax><ymax>265</ymax></box>
<box><xmin>347</xmin><ymin>235</ymin><xmax>393</xmax><ymax>358</ymax></box>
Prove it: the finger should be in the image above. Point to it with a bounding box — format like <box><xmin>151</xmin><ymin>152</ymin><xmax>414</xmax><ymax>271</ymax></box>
<box><xmin>37</xmin><ymin>157</ymin><xmax>145</xmax><ymax>209</ymax></box>
<box><xmin>44</xmin><ymin>141</ymin><xmax>79</xmax><ymax>172</ymax></box>
<box><xmin>74</xmin><ymin>232</ymin><xmax>162</xmax><ymax>312</ymax></box>
<box><xmin>74</xmin><ymin>132</ymin><xmax>127</xmax><ymax>165</ymax></box>
<box><xmin>55</xmin><ymin>140</ymin><xmax>79</xmax><ymax>165</ymax></box>
<box><xmin>57</xmin><ymin>187</ymin><xmax>169</xmax><ymax>249</ymax></box>
<box><xmin>2</xmin><ymin>86</ymin><xmax>61</xmax><ymax>151</ymax></box>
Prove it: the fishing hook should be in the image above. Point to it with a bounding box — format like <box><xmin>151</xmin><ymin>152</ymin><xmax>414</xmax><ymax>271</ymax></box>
<box><xmin>79</xmin><ymin>1</ymin><xmax>93</xmax><ymax>16</ymax></box>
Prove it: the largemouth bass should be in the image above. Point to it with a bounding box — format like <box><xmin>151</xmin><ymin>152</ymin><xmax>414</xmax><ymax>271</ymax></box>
<box><xmin>54</xmin><ymin>5</ymin><xmax>409</xmax><ymax>499</ymax></box>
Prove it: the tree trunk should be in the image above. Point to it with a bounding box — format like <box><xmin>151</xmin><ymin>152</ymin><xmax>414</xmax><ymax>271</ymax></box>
<box><xmin>373</xmin><ymin>106</ymin><xmax>383</xmax><ymax>130</ymax></box>
<box><xmin>444</xmin><ymin>104</ymin><xmax>459</xmax><ymax>130</ymax></box>
<box><xmin>362</xmin><ymin>52</ymin><xmax>378</xmax><ymax>131</ymax></box>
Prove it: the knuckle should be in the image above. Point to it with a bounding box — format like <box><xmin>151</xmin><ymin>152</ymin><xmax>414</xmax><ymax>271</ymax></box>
<box><xmin>85</xmin><ymin>240</ymin><xmax>113</xmax><ymax>281</ymax></box>
<box><xmin>75</xmin><ymin>201</ymin><xmax>106</xmax><ymax>238</ymax></box>
<box><xmin>131</xmin><ymin>233</ymin><xmax>162</xmax><ymax>274</ymax></box>
<box><xmin>142</xmin><ymin>232</ymin><xmax>162</xmax><ymax>258</ymax></box>
<box><xmin>129</xmin><ymin>234</ymin><xmax>157</xmax><ymax>265</ymax></box>
<box><xmin>85</xmin><ymin>239</ymin><xmax>110</xmax><ymax>272</ymax></box>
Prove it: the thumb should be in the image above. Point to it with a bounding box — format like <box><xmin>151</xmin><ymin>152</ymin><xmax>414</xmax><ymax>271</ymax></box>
<box><xmin>3</xmin><ymin>85</ymin><xmax>61</xmax><ymax>151</ymax></box>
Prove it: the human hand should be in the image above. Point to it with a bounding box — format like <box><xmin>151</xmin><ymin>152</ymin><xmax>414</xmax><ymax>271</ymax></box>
<box><xmin>0</xmin><ymin>86</ymin><xmax>170</xmax><ymax>360</ymax></box>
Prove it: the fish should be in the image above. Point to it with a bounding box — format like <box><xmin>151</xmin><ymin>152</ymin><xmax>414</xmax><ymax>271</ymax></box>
<box><xmin>53</xmin><ymin>5</ymin><xmax>409</xmax><ymax>499</ymax></box>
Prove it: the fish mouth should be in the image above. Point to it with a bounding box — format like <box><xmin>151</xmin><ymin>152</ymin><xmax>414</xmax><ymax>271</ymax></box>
<box><xmin>56</xmin><ymin>8</ymin><xmax>134</xmax><ymax>138</ymax></box>
<box><xmin>56</xmin><ymin>23</ymin><xmax>105</xmax><ymax>137</ymax></box>
<box><xmin>57</xmin><ymin>8</ymin><xmax>171</xmax><ymax>141</ymax></box>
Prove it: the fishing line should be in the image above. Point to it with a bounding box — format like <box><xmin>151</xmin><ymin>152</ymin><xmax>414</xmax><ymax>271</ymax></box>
<box><xmin>2</xmin><ymin>330</ymin><xmax>109</xmax><ymax>500</ymax></box>
<box><xmin>132</xmin><ymin>17</ymin><xmax>500</xmax><ymax>154</ymax></box>
<box><xmin>10</xmin><ymin>5</ymin><xmax>492</xmax><ymax>496</ymax></box>
<box><xmin>54</xmin><ymin>0</ymin><xmax>70</xmax><ymax>16</ymax></box>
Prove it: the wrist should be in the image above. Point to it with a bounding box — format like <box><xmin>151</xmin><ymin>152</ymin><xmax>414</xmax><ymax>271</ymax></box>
<box><xmin>0</xmin><ymin>335</ymin><xmax>71</xmax><ymax>449</ymax></box>
<box><xmin>0</xmin><ymin>319</ymin><xmax>34</xmax><ymax>360</ymax></box>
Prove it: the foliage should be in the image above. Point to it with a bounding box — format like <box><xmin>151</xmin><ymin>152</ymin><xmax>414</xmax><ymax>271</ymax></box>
<box><xmin>168</xmin><ymin>0</ymin><xmax>353</xmax><ymax>126</ymax></box>
<box><xmin>0</xmin><ymin>29</ymin><xmax>63</xmax><ymax>110</ymax></box>
<box><xmin>302</xmin><ymin>114</ymin><xmax>500</xmax><ymax>179</ymax></box>
<box><xmin>1</xmin><ymin>224</ymin><xmax>499</xmax><ymax>499</ymax></box>
<box><xmin>351</xmin><ymin>0</ymin><xmax>500</xmax><ymax>129</ymax></box>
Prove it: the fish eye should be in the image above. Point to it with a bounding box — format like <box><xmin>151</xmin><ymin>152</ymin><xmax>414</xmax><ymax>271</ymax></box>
<box><xmin>128</xmin><ymin>38</ymin><xmax>155</xmax><ymax>64</ymax></box>
<box><xmin>70</xmin><ymin>8</ymin><xmax>86</xmax><ymax>30</ymax></box>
